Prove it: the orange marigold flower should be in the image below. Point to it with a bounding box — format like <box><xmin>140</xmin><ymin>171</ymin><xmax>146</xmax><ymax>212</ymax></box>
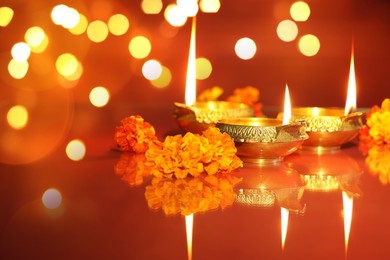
<box><xmin>365</xmin><ymin>144</ymin><xmax>390</xmax><ymax>185</ymax></box>
<box><xmin>114</xmin><ymin>152</ymin><xmax>151</xmax><ymax>186</ymax></box>
<box><xmin>197</xmin><ymin>86</ymin><xmax>224</xmax><ymax>102</ymax></box>
<box><xmin>114</xmin><ymin>115</ymin><xmax>157</xmax><ymax>153</ymax></box>
<box><xmin>226</xmin><ymin>86</ymin><xmax>263</xmax><ymax>117</ymax></box>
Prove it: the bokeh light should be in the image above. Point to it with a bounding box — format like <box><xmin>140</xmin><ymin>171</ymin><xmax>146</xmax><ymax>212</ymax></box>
<box><xmin>108</xmin><ymin>14</ymin><xmax>129</xmax><ymax>36</ymax></box>
<box><xmin>277</xmin><ymin>20</ymin><xmax>299</xmax><ymax>42</ymax></box>
<box><xmin>42</xmin><ymin>188</ymin><xmax>62</xmax><ymax>209</ymax></box>
<box><xmin>298</xmin><ymin>34</ymin><xmax>320</xmax><ymax>56</ymax></box>
<box><xmin>235</xmin><ymin>37</ymin><xmax>257</xmax><ymax>60</ymax></box>
<box><xmin>164</xmin><ymin>4</ymin><xmax>187</xmax><ymax>27</ymax></box>
<box><xmin>142</xmin><ymin>59</ymin><xmax>162</xmax><ymax>80</ymax></box>
<box><xmin>129</xmin><ymin>36</ymin><xmax>152</xmax><ymax>59</ymax></box>
<box><xmin>56</xmin><ymin>53</ymin><xmax>79</xmax><ymax>77</ymax></box>
<box><xmin>11</xmin><ymin>42</ymin><xmax>31</xmax><ymax>62</ymax></box>
<box><xmin>290</xmin><ymin>1</ymin><xmax>311</xmax><ymax>22</ymax></box>
<box><xmin>69</xmin><ymin>14</ymin><xmax>88</xmax><ymax>35</ymax></box>
<box><xmin>150</xmin><ymin>66</ymin><xmax>172</xmax><ymax>88</ymax></box>
<box><xmin>87</xmin><ymin>20</ymin><xmax>109</xmax><ymax>43</ymax></box>
<box><xmin>8</xmin><ymin>59</ymin><xmax>29</xmax><ymax>79</ymax></box>
<box><xmin>196</xmin><ymin>57</ymin><xmax>212</xmax><ymax>80</ymax></box>
<box><xmin>199</xmin><ymin>0</ymin><xmax>221</xmax><ymax>13</ymax></box>
<box><xmin>24</xmin><ymin>26</ymin><xmax>48</xmax><ymax>54</ymax></box>
<box><xmin>51</xmin><ymin>5</ymin><xmax>80</xmax><ymax>28</ymax></box>
<box><xmin>141</xmin><ymin>0</ymin><xmax>163</xmax><ymax>14</ymax></box>
<box><xmin>0</xmin><ymin>6</ymin><xmax>14</xmax><ymax>27</ymax></box>
<box><xmin>66</xmin><ymin>139</ymin><xmax>86</xmax><ymax>161</ymax></box>
<box><xmin>89</xmin><ymin>86</ymin><xmax>110</xmax><ymax>107</ymax></box>
<box><xmin>6</xmin><ymin>105</ymin><xmax>28</xmax><ymax>130</ymax></box>
<box><xmin>177</xmin><ymin>0</ymin><xmax>199</xmax><ymax>17</ymax></box>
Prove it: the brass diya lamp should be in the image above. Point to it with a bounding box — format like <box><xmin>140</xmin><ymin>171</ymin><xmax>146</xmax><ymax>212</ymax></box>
<box><xmin>216</xmin><ymin>118</ymin><xmax>308</xmax><ymax>165</ymax></box>
<box><xmin>174</xmin><ymin>101</ymin><xmax>254</xmax><ymax>133</ymax></box>
<box><xmin>234</xmin><ymin>163</ymin><xmax>306</xmax><ymax>214</ymax></box>
<box><xmin>278</xmin><ymin>107</ymin><xmax>365</xmax><ymax>152</ymax></box>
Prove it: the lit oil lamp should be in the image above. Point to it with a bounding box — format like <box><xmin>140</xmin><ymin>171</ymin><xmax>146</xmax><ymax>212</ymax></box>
<box><xmin>174</xmin><ymin>17</ymin><xmax>253</xmax><ymax>133</ymax></box>
<box><xmin>216</xmin><ymin>85</ymin><xmax>308</xmax><ymax>165</ymax></box>
<box><xmin>278</xmin><ymin>48</ymin><xmax>365</xmax><ymax>152</ymax></box>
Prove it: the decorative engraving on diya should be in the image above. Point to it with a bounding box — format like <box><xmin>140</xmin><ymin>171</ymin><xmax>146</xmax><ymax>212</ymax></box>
<box><xmin>216</xmin><ymin>118</ymin><xmax>308</xmax><ymax>164</ymax></box>
<box><xmin>174</xmin><ymin>101</ymin><xmax>254</xmax><ymax>133</ymax></box>
<box><xmin>278</xmin><ymin>107</ymin><xmax>366</xmax><ymax>150</ymax></box>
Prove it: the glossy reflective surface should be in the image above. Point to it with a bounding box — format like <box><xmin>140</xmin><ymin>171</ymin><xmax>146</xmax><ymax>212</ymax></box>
<box><xmin>1</xmin><ymin>104</ymin><xmax>389</xmax><ymax>260</ymax></box>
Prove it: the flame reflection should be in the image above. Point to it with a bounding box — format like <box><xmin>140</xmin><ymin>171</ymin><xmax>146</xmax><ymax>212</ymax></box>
<box><xmin>342</xmin><ymin>191</ymin><xmax>353</xmax><ymax>255</ymax></box>
<box><xmin>281</xmin><ymin>207</ymin><xmax>289</xmax><ymax>251</ymax></box>
<box><xmin>185</xmin><ymin>214</ymin><xmax>193</xmax><ymax>260</ymax></box>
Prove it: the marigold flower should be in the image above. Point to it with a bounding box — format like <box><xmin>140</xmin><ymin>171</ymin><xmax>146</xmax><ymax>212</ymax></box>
<box><xmin>226</xmin><ymin>86</ymin><xmax>263</xmax><ymax>117</ymax></box>
<box><xmin>114</xmin><ymin>115</ymin><xmax>157</xmax><ymax>153</ymax></box>
<box><xmin>197</xmin><ymin>86</ymin><xmax>223</xmax><ymax>102</ymax></box>
<box><xmin>114</xmin><ymin>152</ymin><xmax>151</xmax><ymax>186</ymax></box>
<box><xmin>365</xmin><ymin>144</ymin><xmax>390</xmax><ymax>185</ymax></box>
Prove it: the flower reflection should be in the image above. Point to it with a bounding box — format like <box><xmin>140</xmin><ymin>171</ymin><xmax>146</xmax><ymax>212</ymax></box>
<box><xmin>145</xmin><ymin>174</ymin><xmax>242</xmax><ymax>216</ymax></box>
<box><xmin>114</xmin><ymin>152</ymin><xmax>152</xmax><ymax>187</ymax></box>
<box><xmin>364</xmin><ymin>144</ymin><xmax>390</xmax><ymax>185</ymax></box>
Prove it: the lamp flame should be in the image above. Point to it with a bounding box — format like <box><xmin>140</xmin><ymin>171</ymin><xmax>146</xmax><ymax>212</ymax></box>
<box><xmin>283</xmin><ymin>84</ymin><xmax>292</xmax><ymax>125</ymax></box>
<box><xmin>344</xmin><ymin>47</ymin><xmax>357</xmax><ymax>115</ymax></box>
<box><xmin>185</xmin><ymin>214</ymin><xmax>194</xmax><ymax>260</ymax></box>
<box><xmin>185</xmin><ymin>17</ymin><xmax>196</xmax><ymax>106</ymax></box>
<box><xmin>342</xmin><ymin>191</ymin><xmax>353</xmax><ymax>255</ymax></box>
<box><xmin>281</xmin><ymin>207</ymin><xmax>289</xmax><ymax>250</ymax></box>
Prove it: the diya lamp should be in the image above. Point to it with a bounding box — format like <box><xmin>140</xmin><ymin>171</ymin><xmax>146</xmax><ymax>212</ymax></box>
<box><xmin>216</xmin><ymin>85</ymin><xmax>308</xmax><ymax>165</ymax></box>
<box><xmin>278</xmin><ymin>48</ymin><xmax>365</xmax><ymax>152</ymax></box>
<box><xmin>174</xmin><ymin>17</ymin><xmax>253</xmax><ymax>134</ymax></box>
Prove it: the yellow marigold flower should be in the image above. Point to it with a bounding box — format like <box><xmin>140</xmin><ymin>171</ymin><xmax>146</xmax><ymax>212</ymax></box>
<box><xmin>366</xmin><ymin>144</ymin><xmax>390</xmax><ymax>185</ymax></box>
<box><xmin>197</xmin><ymin>86</ymin><xmax>223</xmax><ymax>102</ymax></box>
<box><xmin>365</xmin><ymin>98</ymin><xmax>390</xmax><ymax>145</ymax></box>
<box><xmin>114</xmin><ymin>152</ymin><xmax>151</xmax><ymax>186</ymax></box>
<box><xmin>114</xmin><ymin>115</ymin><xmax>157</xmax><ymax>153</ymax></box>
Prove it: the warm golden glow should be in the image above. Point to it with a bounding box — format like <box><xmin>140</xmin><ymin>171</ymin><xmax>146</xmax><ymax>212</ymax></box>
<box><xmin>142</xmin><ymin>59</ymin><xmax>163</xmax><ymax>80</ymax></box>
<box><xmin>277</xmin><ymin>20</ymin><xmax>298</xmax><ymax>42</ymax></box>
<box><xmin>108</xmin><ymin>14</ymin><xmax>129</xmax><ymax>36</ymax></box>
<box><xmin>344</xmin><ymin>48</ymin><xmax>357</xmax><ymax>115</ymax></box>
<box><xmin>42</xmin><ymin>188</ymin><xmax>62</xmax><ymax>209</ymax></box>
<box><xmin>312</xmin><ymin>107</ymin><xmax>319</xmax><ymax>116</ymax></box>
<box><xmin>196</xmin><ymin>57</ymin><xmax>212</xmax><ymax>80</ymax></box>
<box><xmin>11</xmin><ymin>42</ymin><xmax>31</xmax><ymax>62</ymax></box>
<box><xmin>342</xmin><ymin>191</ymin><xmax>353</xmax><ymax>254</ymax></box>
<box><xmin>87</xmin><ymin>20</ymin><xmax>109</xmax><ymax>43</ymax></box>
<box><xmin>66</xmin><ymin>139</ymin><xmax>86</xmax><ymax>161</ymax></box>
<box><xmin>164</xmin><ymin>4</ymin><xmax>187</xmax><ymax>27</ymax></box>
<box><xmin>150</xmin><ymin>66</ymin><xmax>172</xmax><ymax>88</ymax></box>
<box><xmin>129</xmin><ymin>36</ymin><xmax>152</xmax><ymax>59</ymax></box>
<box><xmin>24</xmin><ymin>26</ymin><xmax>48</xmax><ymax>54</ymax></box>
<box><xmin>56</xmin><ymin>53</ymin><xmax>79</xmax><ymax>77</ymax></box>
<box><xmin>185</xmin><ymin>17</ymin><xmax>197</xmax><ymax>106</ymax></box>
<box><xmin>290</xmin><ymin>1</ymin><xmax>311</xmax><ymax>22</ymax></box>
<box><xmin>141</xmin><ymin>0</ymin><xmax>163</xmax><ymax>14</ymax></box>
<box><xmin>298</xmin><ymin>34</ymin><xmax>320</xmax><ymax>56</ymax></box>
<box><xmin>177</xmin><ymin>0</ymin><xmax>199</xmax><ymax>17</ymax></box>
<box><xmin>7</xmin><ymin>105</ymin><xmax>28</xmax><ymax>130</ymax></box>
<box><xmin>234</xmin><ymin>37</ymin><xmax>257</xmax><ymax>60</ymax></box>
<box><xmin>63</xmin><ymin>61</ymin><xmax>83</xmax><ymax>82</ymax></box>
<box><xmin>51</xmin><ymin>5</ymin><xmax>80</xmax><ymax>29</ymax></box>
<box><xmin>185</xmin><ymin>214</ymin><xmax>194</xmax><ymax>260</ymax></box>
<box><xmin>0</xmin><ymin>6</ymin><xmax>14</xmax><ymax>27</ymax></box>
<box><xmin>8</xmin><ymin>59</ymin><xmax>29</xmax><ymax>79</ymax></box>
<box><xmin>69</xmin><ymin>14</ymin><xmax>88</xmax><ymax>35</ymax></box>
<box><xmin>281</xmin><ymin>207</ymin><xmax>289</xmax><ymax>250</ymax></box>
<box><xmin>199</xmin><ymin>0</ymin><xmax>221</xmax><ymax>13</ymax></box>
<box><xmin>89</xmin><ymin>86</ymin><xmax>110</xmax><ymax>107</ymax></box>
<box><xmin>283</xmin><ymin>84</ymin><xmax>292</xmax><ymax>125</ymax></box>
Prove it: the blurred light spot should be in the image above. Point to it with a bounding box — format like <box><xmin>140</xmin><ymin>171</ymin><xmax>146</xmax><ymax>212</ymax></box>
<box><xmin>8</xmin><ymin>59</ymin><xmax>29</xmax><ymax>79</ymax></box>
<box><xmin>129</xmin><ymin>36</ymin><xmax>151</xmax><ymax>59</ymax></box>
<box><xmin>199</xmin><ymin>0</ymin><xmax>221</xmax><ymax>13</ymax></box>
<box><xmin>298</xmin><ymin>34</ymin><xmax>320</xmax><ymax>56</ymax></box>
<box><xmin>150</xmin><ymin>66</ymin><xmax>171</xmax><ymax>88</ymax></box>
<box><xmin>7</xmin><ymin>105</ymin><xmax>28</xmax><ymax>130</ymax></box>
<box><xmin>69</xmin><ymin>14</ymin><xmax>88</xmax><ymax>35</ymax></box>
<box><xmin>141</xmin><ymin>0</ymin><xmax>163</xmax><ymax>14</ymax></box>
<box><xmin>0</xmin><ymin>6</ymin><xmax>14</xmax><ymax>27</ymax></box>
<box><xmin>51</xmin><ymin>4</ymin><xmax>79</xmax><ymax>28</ymax></box>
<box><xmin>277</xmin><ymin>20</ymin><xmax>298</xmax><ymax>42</ymax></box>
<box><xmin>290</xmin><ymin>1</ymin><xmax>310</xmax><ymax>22</ymax></box>
<box><xmin>196</xmin><ymin>57</ymin><xmax>212</xmax><ymax>80</ymax></box>
<box><xmin>11</xmin><ymin>42</ymin><xmax>31</xmax><ymax>62</ymax></box>
<box><xmin>56</xmin><ymin>53</ymin><xmax>79</xmax><ymax>77</ymax></box>
<box><xmin>177</xmin><ymin>0</ymin><xmax>199</xmax><ymax>17</ymax></box>
<box><xmin>25</xmin><ymin>26</ymin><xmax>48</xmax><ymax>54</ymax></box>
<box><xmin>89</xmin><ymin>86</ymin><xmax>110</xmax><ymax>107</ymax></box>
<box><xmin>235</xmin><ymin>37</ymin><xmax>257</xmax><ymax>60</ymax></box>
<box><xmin>51</xmin><ymin>5</ymin><xmax>69</xmax><ymax>25</ymax></box>
<box><xmin>42</xmin><ymin>188</ymin><xmax>62</xmax><ymax>209</ymax></box>
<box><xmin>66</xmin><ymin>139</ymin><xmax>86</xmax><ymax>161</ymax></box>
<box><xmin>142</xmin><ymin>59</ymin><xmax>162</xmax><ymax>80</ymax></box>
<box><xmin>108</xmin><ymin>14</ymin><xmax>129</xmax><ymax>36</ymax></box>
<box><xmin>63</xmin><ymin>61</ymin><xmax>83</xmax><ymax>82</ymax></box>
<box><xmin>87</xmin><ymin>20</ymin><xmax>109</xmax><ymax>43</ymax></box>
<box><xmin>164</xmin><ymin>4</ymin><xmax>187</xmax><ymax>27</ymax></box>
